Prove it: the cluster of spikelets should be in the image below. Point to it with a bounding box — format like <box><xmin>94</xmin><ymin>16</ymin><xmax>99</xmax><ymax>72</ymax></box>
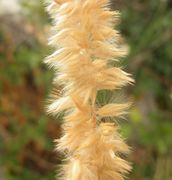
<box><xmin>45</xmin><ymin>0</ymin><xmax>134</xmax><ymax>179</ymax></box>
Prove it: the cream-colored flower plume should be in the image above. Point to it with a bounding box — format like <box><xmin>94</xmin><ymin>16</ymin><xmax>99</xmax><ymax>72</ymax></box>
<box><xmin>45</xmin><ymin>0</ymin><xmax>134</xmax><ymax>179</ymax></box>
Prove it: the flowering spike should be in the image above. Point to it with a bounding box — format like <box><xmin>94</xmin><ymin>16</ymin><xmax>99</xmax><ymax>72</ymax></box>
<box><xmin>45</xmin><ymin>0</ymin><xmax>134</xmax><ymax>179</ymax></box>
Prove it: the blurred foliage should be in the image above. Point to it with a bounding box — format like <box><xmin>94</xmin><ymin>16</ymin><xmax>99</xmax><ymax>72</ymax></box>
<box><xmin>119</xmin><ymin>1</ymin><xmax>172</xmax><ymax>179</ymax></box>
<box><xmin>0</xmin><ymin>0</ymin><xmax>172</xmax><ymax>180</ymax></box>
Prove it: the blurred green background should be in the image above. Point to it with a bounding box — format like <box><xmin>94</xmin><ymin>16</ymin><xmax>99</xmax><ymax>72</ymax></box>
<box><xmin>0</xmin><ymin>0</ymin><xmax>172</xmax><ymax>179</ymax></box>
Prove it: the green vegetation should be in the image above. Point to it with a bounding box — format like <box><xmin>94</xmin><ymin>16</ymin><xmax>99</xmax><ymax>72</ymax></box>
<box><xmin>0</xmin><ymin>0</ymin><xmax>172</xmax><ymax>179</ymax></box>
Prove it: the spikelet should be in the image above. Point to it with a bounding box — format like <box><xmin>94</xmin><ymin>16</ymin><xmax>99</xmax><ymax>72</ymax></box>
<box><xmin>45</xmin><ymin>0</ymin><xmax>134</xmax><ymax>179</ymax></box>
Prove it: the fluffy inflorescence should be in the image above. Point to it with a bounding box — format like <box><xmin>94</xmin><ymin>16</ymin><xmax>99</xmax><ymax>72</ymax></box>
<box><xmin>45</xmin><ymin>0</ymin><xmax>134</xmax><ymax>179</ymax></box>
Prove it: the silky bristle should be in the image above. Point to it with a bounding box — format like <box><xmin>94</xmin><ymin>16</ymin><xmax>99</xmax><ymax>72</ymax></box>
<box><xmin>45</xmin><ymin>0</ymin><xmax>133</xmax><ymax>179</ymax></box>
